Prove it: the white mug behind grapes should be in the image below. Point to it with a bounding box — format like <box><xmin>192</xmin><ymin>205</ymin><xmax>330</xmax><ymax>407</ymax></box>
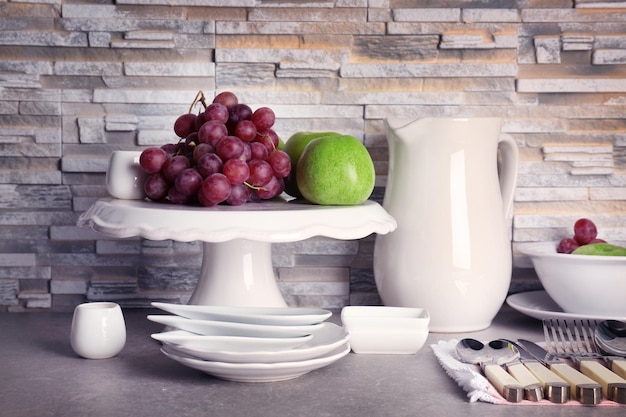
<box><xmin>106</xmin><ymin>150</ymin><xmax>148</xmax><ymax>200</ymax></box>
<box><xmin>71</xmin><ymin>302</ymin><xmax>126</xmax><ymax>359</ymax></box>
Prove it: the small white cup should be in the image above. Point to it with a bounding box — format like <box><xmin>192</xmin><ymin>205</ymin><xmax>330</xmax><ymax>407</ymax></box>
<box><xmin>71</xmin><ymin>302</ymin><xmax>127</xmax><ymax>359</ymax></box>
<box><xmin>106</xmin><ymin>150</ymin><xmax>147</xmax><ymax>200</ymax></box>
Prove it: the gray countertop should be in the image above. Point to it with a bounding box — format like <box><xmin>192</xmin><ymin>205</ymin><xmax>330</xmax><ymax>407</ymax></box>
<box><xmin>1</xmin><ymin>306</ymin><xmax>624</xmax><ymax>417</ymax></box>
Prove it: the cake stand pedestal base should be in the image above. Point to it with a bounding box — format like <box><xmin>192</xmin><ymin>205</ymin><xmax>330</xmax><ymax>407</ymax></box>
<box><xmin>188</xmin><ymin>239</ymin><xmax>288</xmax><ymax>307</ymax></box>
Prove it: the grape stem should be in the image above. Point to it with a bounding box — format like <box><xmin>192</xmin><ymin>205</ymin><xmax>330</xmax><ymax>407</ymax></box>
<box><xmin>188</xmin><ymin>90</ymin><xmax>208</xmax><ymax>114</ymax></box>
<box><xmin>243</xmin><ymin>181</ymin><xmax>268</xmax><ymax>192</ymax></box>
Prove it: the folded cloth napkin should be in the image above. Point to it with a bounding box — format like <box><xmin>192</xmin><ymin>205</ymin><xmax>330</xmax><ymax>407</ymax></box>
<box><xmin>431</xmin><ymin>339</ymin><xmax>507</xmax><ymax>404</ymax></box>
<box><xmin>431</xmin><ymin>339</ymin><xmax>621</xmax><ymax>406</ymax></box>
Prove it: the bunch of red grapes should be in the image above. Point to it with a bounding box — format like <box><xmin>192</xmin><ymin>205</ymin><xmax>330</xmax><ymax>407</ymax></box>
<box><xmin>139</xmin><ymin>91</ymin><xmax>291</xmax><ymax>207</ymax></box>
<box><xmin>556</xmin><ymin>218</ymin><xmax>606</xmax><ymax>254</ymax></box>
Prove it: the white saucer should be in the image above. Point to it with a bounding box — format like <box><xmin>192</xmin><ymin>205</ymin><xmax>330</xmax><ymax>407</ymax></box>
<box><xmin>160</xmin><ymin>342</ymin><xmax>351</xmax><ymax>382</ymax></box>
<box><xmin>163</xmin><ymin>322</ymin><xmax>349</xmax><ymax>364</ymax></box>
<box><xmin>151</xmin><ymin>330</ymin><xmax>312</xmax><ymax>351</ymax></box>
<box><xmin>151</xmin><ymin>302</ymin><xmax>332</xmax><ymax>326</ymax></box>
<box><xmin>506</xmin><ymin>290</ymin><xmax>626</xmax><ymax>321</ymax></box>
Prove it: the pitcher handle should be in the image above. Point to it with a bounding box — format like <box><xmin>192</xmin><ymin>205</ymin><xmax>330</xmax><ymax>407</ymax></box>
<box><xmin>498</xmin><ymin>134</ymin><xmax>519</xmax><ymax>220</ymax></box>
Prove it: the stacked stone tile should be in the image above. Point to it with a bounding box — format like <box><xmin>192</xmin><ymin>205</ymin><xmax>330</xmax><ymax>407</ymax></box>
<box><xmin>0</xmin><ymin>0</ymin><xmax>625</xmax><ymax>311</ymax></box>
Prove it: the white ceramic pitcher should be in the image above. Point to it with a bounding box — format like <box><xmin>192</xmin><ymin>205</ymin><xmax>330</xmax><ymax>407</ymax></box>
<box><xmin>373</xmin><ymin>118</ymin><xmax>518</xmax><ymax>332</ymax></box>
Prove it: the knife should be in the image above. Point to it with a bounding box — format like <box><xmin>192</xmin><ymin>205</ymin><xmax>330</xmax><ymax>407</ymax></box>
<box><xmin>501</xmin><ymin>339</ymin><xmax>569</xmax><ymax>403</ymax></box>
<box><xmin>518</xmin><ymin>339</ymin><xmax>602</xmax><ymax>405</ymax></box>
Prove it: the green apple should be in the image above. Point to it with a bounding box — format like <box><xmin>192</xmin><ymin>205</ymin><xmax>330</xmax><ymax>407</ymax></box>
<box><xmin>572</xmin><ymin>243</ymin><xmax>626</xmax><ymax>256</ymax></box>
<box><xmin>296</xmin><ymin>134</ymin><xmax>375</xmax><ymax>205</ymax></box>
<box><xmin>284</xmin><ymin>131</ymin><xmax>340</xmax><ymax>198</ymax></box>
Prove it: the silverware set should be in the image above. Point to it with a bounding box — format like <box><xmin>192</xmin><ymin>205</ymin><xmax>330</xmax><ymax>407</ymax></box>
<box><xmin>455</xmin><ymin>319</ymin><xmax>626</xmax><ymax>405</ymax></box>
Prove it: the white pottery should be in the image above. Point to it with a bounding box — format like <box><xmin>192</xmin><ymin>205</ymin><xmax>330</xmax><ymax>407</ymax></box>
<box><xmin>77</xmin><ymin>198</ymin><xmax>396</xmax><ymax>307</ymax></box>
<box><xmin>341</xmin><ymin>306</ymin><xmax>430</xmax><ymax>354</ymax></box>
<box><xmin>106</xmin><ymin>150</ymin><xmax>147</xmax><ymax>200</ymax></box>
<box><xmin>71</xmin><ymin>302</ymin><xmax>126</xmax><ymax>359</ymax></box>
<box><xmin>374</xmin><ymin>118</ymin><xmax>519</xmax><ymax>332</ymax></box>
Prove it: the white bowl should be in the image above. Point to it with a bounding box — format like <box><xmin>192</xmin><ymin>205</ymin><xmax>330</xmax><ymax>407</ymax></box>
<box><xmin>340</xmin><ymin>306</ymin><xmax>429</xmax><ymax>354</ymax></box>
<box><xmin>519</xmin><ymin>241</ymin><xmax>626</xmax><ymax>316</ymax></box>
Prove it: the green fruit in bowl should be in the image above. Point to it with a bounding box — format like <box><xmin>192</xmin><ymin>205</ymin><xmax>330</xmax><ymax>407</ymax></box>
<box><xmin>572</xmin><ymin>243</ymin><xmax>626</xmax><ymax>256</ymax></box>
<box><xmin>296</xmin><ymin>134</ymin><xmax>375</xmax><ymax>205</ymax></box>
<box><xmin>284</xmin><ymin>131</ymin><xmax>340</xmax><ymax>198</ymax></box>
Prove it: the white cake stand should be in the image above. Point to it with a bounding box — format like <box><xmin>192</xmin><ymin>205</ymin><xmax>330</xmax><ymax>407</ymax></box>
<box><xmin>77</xmin><ymin>197</ymin><xmax>397</xmax><ymax>307</ymax></box>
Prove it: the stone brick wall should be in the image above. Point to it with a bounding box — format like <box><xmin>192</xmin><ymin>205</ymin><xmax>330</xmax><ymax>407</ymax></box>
<box><xmin>1</xmin><ymin>0</ymin><xmax>625</xmax><ymax>312</ymax></box>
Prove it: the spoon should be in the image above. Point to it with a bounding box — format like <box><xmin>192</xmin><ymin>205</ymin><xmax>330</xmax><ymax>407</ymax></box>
<box><xmin>595</xmin><ymin>320</ymin><xmax>626</xmax><ymax>379</ymax></box>
<box><xmin>456</xmin><ymin>338</ymin><xmax>524</xmax><ymax>402</ymax></box>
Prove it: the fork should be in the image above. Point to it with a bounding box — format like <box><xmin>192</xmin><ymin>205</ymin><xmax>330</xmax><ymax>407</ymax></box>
<box><xmin>543</xmin><ymin>319</ymin><xmax>626</xmax><ymax>403</ymax></box>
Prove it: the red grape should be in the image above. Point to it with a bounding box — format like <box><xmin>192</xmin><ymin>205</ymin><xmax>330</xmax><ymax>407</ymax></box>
<box><xmin>216</xmin><ymin>136</ymin><xmax>245</xmax><ymax>160</ymax></box>
<box><xmin>193</xmin><ymin>143</ymin><xmax>215</xmax><ymax>162</ymax></box>
<box><xmin>255</xmin><ymin>176</ymin><xmax>284</xmax><ymax>200</ymax></box>
<box><xmin>251</xmin><ymin>107</ymin><xmax>275</xmax><ymax>131</ymax></box>
<box><xmin>136</xmin><ymin>91</ymin><xmax>290</xmax><ymax>207</ymax></box>
<box><xmin>196</xmin><ymin>153</ymin><xmax>223</xmax><ymax>177</ymax></box>
<box><xmin>213</xmin><ymin>91</ymin><xmax>238</xmax><ymax>109</ymax></box>
<box><xmin>228</xmin><ymin>104</ymin><xmax>252</xmax><ymax>127</ymax></box>
<box><xmin>174</xmin><ymin>113</ymin><xmax>197</xmax><ymax>138</ymax></box>
<box><xmin>240</xmin><ymin>142</ymin><xmax>252</xmax><ymax>161</ymax></box>
<box><xmin>268</xmin><ymin>150</ymin><xmax>291</xmax><ymax>178</ymax></box>
<box><xmin>168</xmin><ymin>185</ymin><xmax>190</xmax><ymax>205</ymax></box>
<box><xmin>198</xmin><ymin>120</ymin><xmax>228</xmax><ymax>147</ymax></box>
<box><xmin>161</xmin><ymin>143</ymin><xmax>176</xmax><ymax>154</ymax></box>
<box><xmin>194</xmin><ymin>111</ymin><xmax>206</xmax><ymax>131</ymax></box>
<box><xmin>223</xmin><ymin>158</ymin><xmax>250</xmax><ymax>185</ymax></box>
<box><xmin>175</xmin><ymin>142</ymin><xmax>194</xmax><ymax>158</ymax></box>
<box><xmin>175</xmin><ymin>168</ymin><xmax>203</xmax><ymax>196</ymax></box>
<box><xmin>162</xmin><ymin>155</ymin><xmax>191</xmax><ymax>183</ymax></box>
<box><xmin>140</xmin><ymin>147</ymin><xmax>169</xmax><ymax>174</ymax></box>
<box><xmin>201</xmin><ymin>173</ymin><xmax>231</xmax><ymax>204</ymax></box>
<box><xmin>573</xmin><ymin>218</ymin><xmax>597</xmax><ymax>245</ymax></box>
<box><xmin>226</xmin><ymin>183</ymin><xmax>252</xmax><ymax>206</ymax></box>
<box><xmin>144</xmin><ymin>173</ymin><xmax>168</xmax><ymax>201</ymax></box>
<box><xmin>255</xmin><ymin>129</ymin><xmax>279</xmax><ymax>151</ymax></box>
<box><xmin>234</xmin><ymin>120</ymin><xmax>257</xmax><ymax>142</ymax></box>
<box><xmin>249</xmin><ymin>141</ymin><xmax>269</xmax><ymax>161</ymax></box>
<box><xmin>247</xmin><ymin>159</ymin><xmax>273</xmax><ymax>187</ymax></box>
<box><xmin>204</xmin><ymin>102</ymin><xmax>229</xmax><ymax>124</ymax></box>
<box><xmin>197</xmin><ymin>189</ymin><xmax>216</xmax><ymax>207</ymax></box>
<box><xmin>185</xmin><ymin>132</ymin><xmax>199</xmax><ymax>146</ymax></box>
<box><xmin>557</xmin><ymin>237</ymin><xmax>579</xmax><ymax>254</ymax></box>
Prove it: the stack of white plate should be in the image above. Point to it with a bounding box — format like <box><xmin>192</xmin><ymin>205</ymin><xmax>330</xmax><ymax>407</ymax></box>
<box><xmin>149</xmin><ymin>302</ymin><xmax>350</xmax><ymax>382</ymax></box>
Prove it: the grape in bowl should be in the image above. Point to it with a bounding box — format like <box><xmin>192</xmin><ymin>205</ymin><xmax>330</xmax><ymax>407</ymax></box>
<box><xmin>519</xmin><ymin>241</ymin><xmax>626</xmax><ymax>317</ymax></box>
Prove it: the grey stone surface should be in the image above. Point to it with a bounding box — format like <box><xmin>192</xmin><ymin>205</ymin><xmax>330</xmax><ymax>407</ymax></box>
<box><xmin>3</xmin><ymin>309</ymin><xmax>626</xmax><ymax>416</ymax></box>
